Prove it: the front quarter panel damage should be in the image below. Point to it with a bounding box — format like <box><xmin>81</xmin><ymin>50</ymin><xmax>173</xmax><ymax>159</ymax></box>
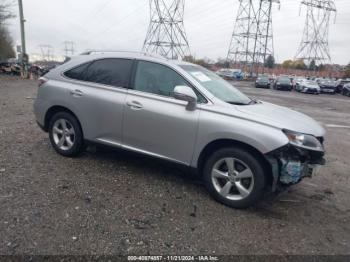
<box><xmin>266</xmin><ymin>142</ymin><xmax>326</xmax><ymax>191</ymax></box>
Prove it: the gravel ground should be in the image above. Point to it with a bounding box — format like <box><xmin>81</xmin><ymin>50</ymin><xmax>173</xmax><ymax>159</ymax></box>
<box><xmin>0</xmin><ymin>75</ymin><xmax>349</xmax><ymax>255</ymax></box>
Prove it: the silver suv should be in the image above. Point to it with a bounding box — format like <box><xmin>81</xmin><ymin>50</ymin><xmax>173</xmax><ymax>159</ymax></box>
<box><xmin>34</xmin><ymin>52</ymin><xmax>326</xmax><ymax>208</ymax></box>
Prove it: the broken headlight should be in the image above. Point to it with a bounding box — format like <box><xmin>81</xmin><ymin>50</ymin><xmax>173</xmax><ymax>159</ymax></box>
<box><xmin>283</xmin><ymin>130</ymin><xmax>324</xmax><ymax>152</ymax></box>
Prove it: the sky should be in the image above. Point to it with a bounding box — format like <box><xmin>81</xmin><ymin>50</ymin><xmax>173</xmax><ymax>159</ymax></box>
<box><xmin>7</xmin><ymin>0</ymin><xmax>350</xmax><ymax>65</ymax></box>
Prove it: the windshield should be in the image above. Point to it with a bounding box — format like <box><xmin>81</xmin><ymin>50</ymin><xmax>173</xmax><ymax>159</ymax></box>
<box><xmin>257</xmin><ymin>76</ymin><xmax>269</xmax><ymax>81</ymax></box>
<box><xmin>180</xmin><ymin>65</ymin><xmax>252</xmax><ymax>105</ymax></box>
<box><xmin>278</xmin><ymin>77</ymin><xmax>290</xmax><ymax>83</ymax></box>
<box><xmin>306</xmin><ymin>81</ymin><xmax>318</xmax><ymax>86</ymax></box>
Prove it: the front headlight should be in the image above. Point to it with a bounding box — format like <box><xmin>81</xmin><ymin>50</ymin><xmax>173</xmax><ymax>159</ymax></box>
<box><xmin>283</xmin><ymin>130</ymin><xmax>324</xmax><ymax>152</ymax></box>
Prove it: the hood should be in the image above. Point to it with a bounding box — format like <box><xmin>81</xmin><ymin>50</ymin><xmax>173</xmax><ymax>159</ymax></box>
<box><xmin>320</xmin><ymin>83</ymin><xmax>336</xmax><ymax>88</ymax></box>
<box><xmin>234</xmin><ymin>101</ymin><xmax>325</xmax><ymax>137</ymax></box>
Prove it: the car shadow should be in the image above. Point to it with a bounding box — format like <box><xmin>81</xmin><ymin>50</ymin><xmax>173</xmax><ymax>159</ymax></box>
<box><xmin>83</xmin><ymin>143</ymin><xmax>204</xmax><ymax>185</ymax></box>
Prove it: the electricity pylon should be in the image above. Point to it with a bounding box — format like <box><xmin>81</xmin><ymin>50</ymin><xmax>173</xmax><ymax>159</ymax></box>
<box><xmin>295</xmin><ymin>0</ymin><xmax>336</xmax><ymax>65</ymax></box>
<box><xmin>142</xmin><ymin>0</ymin><xmax>190</xmax><ymax>60</ymax></box>
<box><xmin>63</xmin><ymin>41</ymin><xmax>75</xmax><ymax>56</ymax></box>
<box><xmin>227</xmin><ymin>0</ymin><xmax>279</xmax><ymax>74</ymax></box>
<box><xmin>39</xmin><ymin>45</ymin><xmax>53</xmax><ymax>61</ymax></box>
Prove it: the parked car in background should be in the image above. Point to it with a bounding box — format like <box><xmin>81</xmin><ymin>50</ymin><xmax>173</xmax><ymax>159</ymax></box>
<box><xmin>315</xmin><ymin>78</ymin><xmax>324</xmax><ymax>85</ymax></box>
<box><xmin>336</xmin><ymin>79</ymin><xmax>350</xmax><ymax>93</ymax></box>
<box><xmin>274</xmin><ymin>76</ymin><xmax>293</xmax><ymax>91</ymax></box>
<box><xmin>319</xmin><ymin>79</ymin><xmax>337</xmax><ymax>94</ymax></box>
<box><xmin>0</xmin><ymin>62</ymin><xmax>21</xmax><ymax>76</ymax></box>
<box><xmin>34</xmin><ymin>51</ymin><xmax>326</xmax><ymax>208</ymax></box>
<box><xmin>294</xmin><ymin>77</ymin><xmax>307</xmax><ymax>91</ymax></box>
<box><xmin>342</xmin><ymin>83</ymin><xmax>350</xmax><ymax>97</ymax></box>
<box><xmin>300</xmin><ymin>80</ymin><xmax>321</xmax><ymax>94</ymax></box>
<box><xmin>255</xmin><ymin>75</ymin><xmax>270</xmax><ymax>89</ymax></box>
<box><xmin>216</xmin><ymin>68</ymin><xmax>243</xmax><ymax>80</ymax></box>
<box><xmin>0</xmin><ymin>62</ymin><xmax>11</xmax><ymax>74</ymax></box>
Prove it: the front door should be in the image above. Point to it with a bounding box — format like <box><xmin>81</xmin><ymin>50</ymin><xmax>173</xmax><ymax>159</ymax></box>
<box><xmin>122</xmin><ymin>60</ymin><xmax>200</xmax><ymax>165</ymax></box>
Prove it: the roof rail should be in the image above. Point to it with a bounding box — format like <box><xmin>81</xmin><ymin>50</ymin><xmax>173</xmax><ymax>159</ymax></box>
<box><xmin>80</xmin><ymin>50</ymin><xmax>166</xmax><ymax>60</ymax></box>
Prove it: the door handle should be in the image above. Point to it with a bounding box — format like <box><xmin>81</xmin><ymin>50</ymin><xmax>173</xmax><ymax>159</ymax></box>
<box><xmin>70</xmin><ymin>89</ymin><xmax>83</xmax><ymax>97</ymax></box>
<box><xmin>126</xmin><ymin>101</ymin><xmax>143</xmax><ymax>109</ymax></box>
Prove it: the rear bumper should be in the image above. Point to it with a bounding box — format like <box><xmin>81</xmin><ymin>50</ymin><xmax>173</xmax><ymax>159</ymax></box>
<box><xmin>33</xmin><ymin>98</ymin><xmax>48</xmax><ymax>130</ymax></box>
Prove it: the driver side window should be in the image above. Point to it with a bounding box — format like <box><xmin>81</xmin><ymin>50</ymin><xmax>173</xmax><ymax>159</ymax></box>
<box><xmin>133</xmin><ymin>61</ymin><xmax>206</xmax><ymax>103</ymax></box>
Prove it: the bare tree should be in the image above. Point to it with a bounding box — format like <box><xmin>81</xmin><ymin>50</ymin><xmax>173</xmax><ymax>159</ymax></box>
<box><xmin>0</xmin><ymin>0</ymin><xmax>16</xmax><ymax>59</ymax></box>
<box><xmin>0</xmin><ymin>1</ymin><xmax>16</xmax><ymax>24</ymax></box>
<box><xmin>0</xmin><ymin>27</ymin><xmax>15</xmax><ymax>59</ymax></box>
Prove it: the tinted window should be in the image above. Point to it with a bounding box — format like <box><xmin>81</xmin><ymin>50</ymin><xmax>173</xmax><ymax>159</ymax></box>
<box><xmin>85</xmin><ymin>58</ymin><xmax>133</xmax><ymax>87</ymax></box>
<box><xmin>134</xmin><ymin>61</ymin><xmax>206</xmax><ymax>103</ymax></box>
<box><xmin>64</xmin><ymin>62</ymin><xmax>91</xmax><ymax>81</ymax></box>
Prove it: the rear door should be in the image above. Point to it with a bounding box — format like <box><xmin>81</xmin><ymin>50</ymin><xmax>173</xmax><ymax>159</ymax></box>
<box><xmin>63</xmin><ymin>58</ymin><xmax>134</xmax><ymax>145</ymax></box>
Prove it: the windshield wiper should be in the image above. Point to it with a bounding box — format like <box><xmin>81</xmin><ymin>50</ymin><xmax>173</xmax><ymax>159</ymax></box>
<box><xmin>248</xmin><ymin>99</ymin><xmax>258</xmax><ymax>105</ymax></box>
<box><xmin>226</xmin><ymin>101</ymin><xmax>250</xmax><ymax>106</ymax></box>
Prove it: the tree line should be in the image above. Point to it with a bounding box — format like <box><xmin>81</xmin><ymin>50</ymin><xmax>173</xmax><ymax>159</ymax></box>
<box><xmin>0</xmin><ymin>1</ymin><xmax>16</xmax><ymax>60</ymax></box>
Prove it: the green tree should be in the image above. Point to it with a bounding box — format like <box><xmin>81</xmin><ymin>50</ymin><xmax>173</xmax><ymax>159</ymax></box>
<box><xmin>294</xmin><ymin>60</ymin><xmax>307</xmax><ymax>70</ymax></box>
<box><xmin>309</xmin><ymin>59</ymin><xmax>316</xmax><ymax>71</ymax></box>
<box><xmin>317</xmin><ymin>63</ymin><xmax>325</xmax><ymax>71</ymax></box>
<box><xmin>282</xmin><ymin>60</ymin><xmax>294</xmax><ymax>69</ymax></box>
<box><xmin>264</xmin><ymin>55</ymin><xmax>275</xmax><ymax>69</ymax></box>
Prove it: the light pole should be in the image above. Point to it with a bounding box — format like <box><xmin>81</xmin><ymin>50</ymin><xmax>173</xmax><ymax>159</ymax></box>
<box><xmin>18</xmin><ymin>0</ymin><xmax>28</xmax><ymax>77</ymax></box>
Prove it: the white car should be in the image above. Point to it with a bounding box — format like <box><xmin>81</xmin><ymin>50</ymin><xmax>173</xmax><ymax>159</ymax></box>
<box><xmin>300</xmin><ymin>80</ymin><xmax>321</xmax><ymax>94</ymax></box>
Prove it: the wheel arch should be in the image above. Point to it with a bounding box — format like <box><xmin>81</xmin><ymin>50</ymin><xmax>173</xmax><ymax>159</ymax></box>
<box><xmin>44</xmin><ymin>105</ymin><xmax>83</xmax><ymax>136</ymax></box>
<box><xmin>196</xmin><ymin>139</ymin><xmax>273</xmax><ymax>186</ymax></box>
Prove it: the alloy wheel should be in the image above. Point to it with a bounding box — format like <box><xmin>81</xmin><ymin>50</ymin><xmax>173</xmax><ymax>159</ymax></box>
<box><xmin>52</xmin><ymin>119</ymin><xmax>76</xmax><ymax>151</ymax></box>
<box><xmin>211</xmin><ymin>157</ymin><xmax>254</xmax><ymax>201</ymax></box>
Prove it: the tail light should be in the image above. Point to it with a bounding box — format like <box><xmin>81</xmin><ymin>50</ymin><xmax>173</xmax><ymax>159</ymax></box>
<box><xmin>38</xmin><ymin>77</ymin><xmax>48</xmax><ymax>88</ymax></box>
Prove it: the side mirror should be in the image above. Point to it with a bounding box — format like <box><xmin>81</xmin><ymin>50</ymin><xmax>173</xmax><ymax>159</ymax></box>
<box><xmin>173</xmin><ymin>85</ymin><xmax>197</xmax><ymax>110</ymax></box>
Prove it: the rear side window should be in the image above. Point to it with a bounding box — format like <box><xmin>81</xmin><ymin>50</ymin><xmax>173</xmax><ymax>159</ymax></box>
<box><xmin>85</xmin><ymin>58</ymin><xmax>133</xmax><ymax>88</ymax></box>
<box><xmin>64</xmin><ymin>62</ymin><xmax>91</xmax><ymax>81</ymax></box>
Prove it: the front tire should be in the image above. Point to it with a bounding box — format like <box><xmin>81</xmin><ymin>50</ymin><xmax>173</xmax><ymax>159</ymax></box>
<box><xmin>203</xmin><ymin>147</ymin><xmax>266</xmax><ymax>208</ymax></box>
<box><xmin>49</xmin><ymin>112</ymin><xmax>84</xmax><ymax>157</ymax></box>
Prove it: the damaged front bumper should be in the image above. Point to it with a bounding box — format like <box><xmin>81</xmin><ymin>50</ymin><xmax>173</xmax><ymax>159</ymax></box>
<box><xmin>265</xmin><ymin>141</ymin><xmax>325</xmax><ymax>191</ymax></box>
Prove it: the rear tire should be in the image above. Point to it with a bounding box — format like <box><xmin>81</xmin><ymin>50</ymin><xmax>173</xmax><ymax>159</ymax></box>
<box><xmin>203</xmin><ymin>147</ymin><xmax>266</xmax><ymax>208</ymax></box>
<box><xmin>48</xmin><ymin>112</ymin><xmax>84</xmax><ymax>157</ymax></box>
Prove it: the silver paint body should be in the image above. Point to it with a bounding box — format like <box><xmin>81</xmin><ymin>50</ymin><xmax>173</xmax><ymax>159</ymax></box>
<box><xmin>34</xmin><ymin>52</ymin><xmax>325</xmax><ymax>167</ymax></box>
